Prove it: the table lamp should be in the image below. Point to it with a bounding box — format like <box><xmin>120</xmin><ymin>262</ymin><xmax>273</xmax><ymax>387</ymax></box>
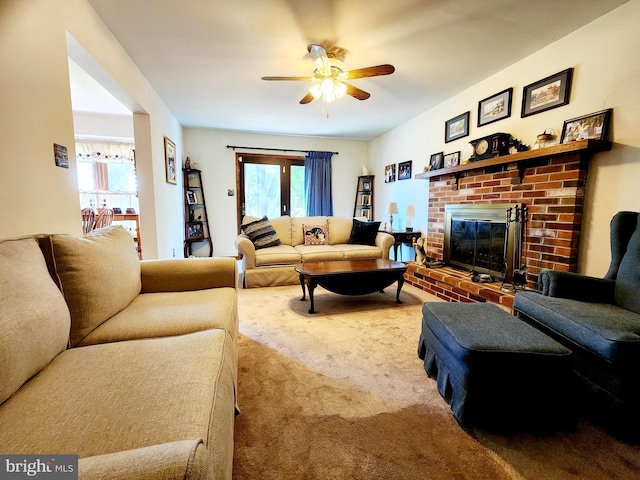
<box><xmin>388</xmin><ymin>202</ymin><xmax>398</xmax><ymax>230</ymax></box>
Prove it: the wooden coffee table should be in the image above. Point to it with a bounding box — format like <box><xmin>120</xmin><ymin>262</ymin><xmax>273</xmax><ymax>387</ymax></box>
<box><xmin>294</xmin><ymin>259</ymin><xmax>407</xmax><ymax>314</ymax></box>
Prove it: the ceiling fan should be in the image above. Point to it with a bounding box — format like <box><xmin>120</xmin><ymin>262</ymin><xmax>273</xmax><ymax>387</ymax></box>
<box><xmin>261</xmin><ymin>43</ymin><xmax>395</xmax><ymax>104</ymax></box>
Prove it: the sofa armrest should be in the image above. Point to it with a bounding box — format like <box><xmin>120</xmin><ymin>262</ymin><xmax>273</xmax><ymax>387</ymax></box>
<box><xmin>375</xmin><ymin>232</ymin><xmax>394</xmax><ymax>260</ymax></box>
<box><xmin>235</xmin><ymin>234</ymin><xmax>256</xmax><ymax>270</ymax></box>
<box><xmin>79</xmin><ymin>439</ymin><xmax>214</xmax><ymax>480</ymax></box>
<box><xmin>539</xmin><ymin>269</ymin><xmax>616</xmax><ymax>303</ymax></box>
<box><xmin>140</xmin><ymin>258</ymin><xmax>237</xmax><ymax>293</ymax></box>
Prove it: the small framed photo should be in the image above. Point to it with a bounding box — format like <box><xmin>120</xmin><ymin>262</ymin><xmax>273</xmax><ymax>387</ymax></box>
<box><xmin>164</xmin><ymin>136</ymin><xmax>177</xmax><ymax>185</ymax></box>
<box><xmin>384</xmin><ymin>164</ymin><xmax>396</xmax><ymax>183</ymax></box>
<box><xmin>186</xmin><ymin>190</ymin><xmax>198</xmax><ymax>205</ymax></box>
<box><xmin>361</xmin><ymin>194</ymin><xmax>370</xmax><ymax>205</ymax></box>
<box><xmin>444</xmin><ymin>151</ymin><xmax>460</xmax><ymax>168</ymax></box>
<box><xmin>478</xmin><ymin>88</ymin><xmax>513</xmax><ymax>127</ymax></box>
<box><xmin>521</xmin><ymin>68</ymin><xmax>573</xmax><ymax>118</ymax></box>
<box><xmin>429</xmin><ymin>152</ymin><xmax>444</xmax><ymax>171</ymax></box>
<box><xmin>445</xmin><ymin>111</ymin><xmax>470</xmax><ymax>143</ymax></box>
<box><xmin>363</xmin><ymin>181</ymin><xmax>371</xmax><ymax>191</ymax></box>
<box><xmin>560</xmin><ymin>108</ymin><xmax>612</xmax><ymax>144</ymax></box>
<box><xmin>186</xmin><ymin>221</ymin><xmax>204</xmax><ymax>240</ymax></box>
<box><xmin>398</xmin><ymin>160</ymin><xmax>412</xmax><ymax>180</ymax></box>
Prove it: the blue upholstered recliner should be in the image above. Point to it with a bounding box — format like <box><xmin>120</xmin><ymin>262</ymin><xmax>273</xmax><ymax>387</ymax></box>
<box><xmin>514</xmin><ymin>211</ymin><xmax>640</xmax><ymax>440</ymax></box>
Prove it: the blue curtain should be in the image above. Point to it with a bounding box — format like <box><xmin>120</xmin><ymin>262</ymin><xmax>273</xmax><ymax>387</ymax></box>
<box><xmin>304</xmin><ymin>151</ymin><xmax>333</xmax><ymax>216</ymax></box>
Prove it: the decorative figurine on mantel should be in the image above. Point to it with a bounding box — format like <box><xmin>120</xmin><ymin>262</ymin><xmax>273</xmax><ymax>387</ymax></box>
<box><xmin>185</xmin><ymin>156</ymin><xmax>191</xmax><ymax>170</ymax></box>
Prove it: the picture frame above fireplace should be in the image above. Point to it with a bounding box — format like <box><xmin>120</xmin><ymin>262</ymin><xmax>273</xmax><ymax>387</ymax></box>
<box><xmin>477</xmin><ymin>88</ymin><xmax>513</xmax><ymax>127</ymax></box>
<box><xmin>560</xmin><ymin>108</ymin><xmax>611</xmax><ymax>144</ymax></box>
<box><xmin>429</xmin><ymin>152</ymin><xmax>444</xmax><ymax>171</ymax></box>
<box><xmin>521</xmin><ymin>68</ymin><xmax>573</xmax><ymax>118</ymax></box>
<box><xmin>445</xmin><ymin>111</ymin><xmax>470</xmax><ymax>143</ymax></box>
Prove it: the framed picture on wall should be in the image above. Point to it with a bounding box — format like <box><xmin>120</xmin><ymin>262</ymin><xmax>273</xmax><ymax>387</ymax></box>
<box><xmin>477</xmin><ymin>88</ymin><xmax>513</xmax><ymax>127</ymax></box>
<box><xmin>384</xmin><ymin>164</ymin><xmax>396</xmax><ymax>183</ymax></box>
<box><xmin>164</xmin><ymin>136</ymin><xmax>177</xmax><ymax>185</ymax></box>
<box><xmin>521</xmin><ymin>68</ymin><xmax>573</xmax><ymax>118</ymax></box>
<box><xmin>445</xmin><ymin>111</ymin><xmax>470</xmax><ymax>143</ymax></box>
<box><xmin>398</xmin><ymin>161</ymin><xmax>412</xmax><ymax>180</ymax></box>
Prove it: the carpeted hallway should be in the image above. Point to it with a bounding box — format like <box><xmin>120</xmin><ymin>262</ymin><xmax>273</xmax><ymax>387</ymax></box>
<box><xmin>232</xmin><ymin>283</ymin><xmax>640</xmax><ymax>479</ymax></box>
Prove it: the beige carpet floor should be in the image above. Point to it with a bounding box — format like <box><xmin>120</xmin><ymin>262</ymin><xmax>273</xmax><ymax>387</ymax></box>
<box><xmin>233</xmin><ymin>283</ymin><xmax>640</xmax><ymax>479</ymax></box>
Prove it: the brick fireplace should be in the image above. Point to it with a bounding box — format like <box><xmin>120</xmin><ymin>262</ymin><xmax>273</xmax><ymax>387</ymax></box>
<box><xmin>405</xmin><ymin>140</ymin><xmax>611</xmax><ymax>306</ymax></box>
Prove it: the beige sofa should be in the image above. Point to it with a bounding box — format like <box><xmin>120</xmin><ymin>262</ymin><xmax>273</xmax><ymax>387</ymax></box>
<box><xmin>235</xmin><ymin>215</ymin><xmax>394</xmax><ymax>288</ymax></box>
<box><xmin>0</xmin><ymin>226</ymin><xmax>238</xmax><ymax>480</ymax></box>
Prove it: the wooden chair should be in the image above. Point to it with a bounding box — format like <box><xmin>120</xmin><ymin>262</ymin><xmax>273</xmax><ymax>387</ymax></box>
<box><xmin>81</xmin><ymin>208</ymin><xmax>96</xmax><ymax>234</ymax></box>
<box><xmin>93</xmin><ymin>208</ymin><xmax>114</xmax><ymax>230</ymax></box>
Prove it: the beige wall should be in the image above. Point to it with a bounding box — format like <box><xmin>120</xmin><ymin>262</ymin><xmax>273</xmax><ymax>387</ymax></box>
<box><xmin>370</xmin><ymin>0</ymin><xmax>640</xmax><ymax>277</ymax></box>
<box><xmin>0</xmin><ymin>0</ymin><xmax>183</xmax><ymax>259</ymax></box>
<box><xmin>183</xmin><ymin>128</ymin><xmax>369</xmax><ymax>257</ymax></box>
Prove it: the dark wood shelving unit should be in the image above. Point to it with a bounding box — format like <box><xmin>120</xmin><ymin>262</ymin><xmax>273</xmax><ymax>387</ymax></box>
<box><xmin>183</xmin><ymin>168</ymin><xmax>213</xmax><ymax>257</ymax></box>
<box><xmin>353</xmin><ymin>175</ymin><xmax>375</xmax><ymax>220</ymax></box>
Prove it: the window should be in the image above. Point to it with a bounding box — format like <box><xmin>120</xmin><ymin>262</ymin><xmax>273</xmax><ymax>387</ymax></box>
<box><xmin>237</xmin><ymin>154</ymin><xmax>305</xmax><ymax>227</ymax></box>
<box><xmin>76</xmin><ymin>140</ymin><xmax>139</xmax><ymax>212</ymax></box>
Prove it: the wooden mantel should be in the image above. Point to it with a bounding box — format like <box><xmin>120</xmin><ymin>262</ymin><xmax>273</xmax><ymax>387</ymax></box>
<box><xmin>414</xmin><ymin>139</ymin><xmax>612</xmax><ymax>181</ymax></box>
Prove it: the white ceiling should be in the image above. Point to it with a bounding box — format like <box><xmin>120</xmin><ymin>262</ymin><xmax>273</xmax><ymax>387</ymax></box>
<box><xmin>77</xmin><ymin>0</ymin><xmax>628</xmax><ymax>141</ymax></box>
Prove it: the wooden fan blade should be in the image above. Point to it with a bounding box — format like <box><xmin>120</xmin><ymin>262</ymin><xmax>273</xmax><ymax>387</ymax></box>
<box><xmin>346</xmin><ymin>64</ymin><xmax>395</xmax><ymax>80</ymax></box>
<box><xmin>345</xmin><ymin>83</ymin><xmax>370</xmax><ymax>101</ymax></box>
<box><xmin>299</xmin><ymin>92</ymin><xmax>315</xmax><ymax>104</ymax></box>
<box><xmin>262</xmin><ymin>76</ymin><xmax>312</xmax><ymax>81</ymax></box>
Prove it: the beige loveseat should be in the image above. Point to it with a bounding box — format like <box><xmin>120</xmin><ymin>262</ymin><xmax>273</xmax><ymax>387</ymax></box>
<box><xmin>235</xmin><ymin>215</ymin><xmax>394</xmax><ymax>288</ymax></box>
<box><xmin>0</xmin><ymin>226</ymin><xmax>238</xmax><ymax>479</ymax></box>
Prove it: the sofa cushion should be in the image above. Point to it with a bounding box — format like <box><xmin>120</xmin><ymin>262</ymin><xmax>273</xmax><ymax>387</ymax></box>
<box><xmin>337</xmin><ymin>244</ymin><xmax>383</xmax><ymax>260</ymax></box>
<box><xmin>270</xmin><ymin>215</ymin><xmax>292</xmax><ymax>246</ymax></box>
<box><xmin>294</xmin><ymin>244</ymin><xmax>344</xmax><ymax>262</ymax></box>
<box><xmin>348</xmin><ymin>219</ymin><xmax>381</xmax><ymax>246</ymax></box>
<box><xmin>50</xmin><ymin>226</ymin><xmax>141</xmax><ymax>347</ymax></box>
<box><xmin>302</xmin><ymin>224</ymin><xmax>329</xmax><ymax>245</ymax></box>
<box><xmin>614</xmin><ymin>215</ymin><xmax>640</xmax><ymax>314</ymax></box>
<box><xmin>292</xmin><ymin>217</ymin><xmax>327</xmax><ymax>246</ymax></box>
<box><xmin>327</xmin><ymin>217</ymin><xmax>353</xmax><ymax>245</ymax></box>
<box><xmin>0</xmin><ymin>237</ymin><xmax>71</xmax><ymax>404</ymax></box>
<box><xmin>242</xmin><ymin>216</ymin><xmax>281</xmax><ymax>249</ymax></box>
<box><xmin>79</xmin><ymin>287</ymin><xmax>238</xmax><ymax>345</ymax></box>
<box><xmin>0</xmin><ymin>329</ymin><xmax>236</xmax><ymax>480</ymax></box>
<box><xmin>254</xmin><ymin>245</ymin><xmax>301</xmax><ymax>266</ymax></box>
<box><xmin>514</xmin><ymin>291</ymin><xmax>640</xmax><ymax>365</ymax></box>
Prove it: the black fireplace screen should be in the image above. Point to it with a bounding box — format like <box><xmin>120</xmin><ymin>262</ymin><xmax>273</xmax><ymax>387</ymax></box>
<box><xmin>449</xmin><ymin>220</ymin><xmax>506</xmax><ymax>275</ymax></box>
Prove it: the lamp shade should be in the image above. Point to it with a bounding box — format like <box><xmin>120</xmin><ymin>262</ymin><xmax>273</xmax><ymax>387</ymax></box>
<box><xmin>387</xmin><ymin>202</ymin><xmax>399</xmax><ymax>215</ymax></box>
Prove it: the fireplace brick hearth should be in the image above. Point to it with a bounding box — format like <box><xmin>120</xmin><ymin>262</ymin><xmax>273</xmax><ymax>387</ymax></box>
<box><xmin>413</xmin><ymin>140</ymin><xmax>610</xmax><ymax>291</ymax></box>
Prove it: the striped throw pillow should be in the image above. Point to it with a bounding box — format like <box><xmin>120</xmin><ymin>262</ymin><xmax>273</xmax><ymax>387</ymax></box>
<box><xmin>243</xmin><ymin>216</ymin><xmax>281</xmax><ymax>249</ymax></box>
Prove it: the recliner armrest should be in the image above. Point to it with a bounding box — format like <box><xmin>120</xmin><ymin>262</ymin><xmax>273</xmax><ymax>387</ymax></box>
<box><xmin>539</xmin><ymin>270</ymin><xmax>616</xmax><ymax>303</ymax></box>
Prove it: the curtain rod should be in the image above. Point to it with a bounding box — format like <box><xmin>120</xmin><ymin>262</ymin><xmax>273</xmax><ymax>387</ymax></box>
<box><xmin>226</xmin><ymin>145</ymin><xmax>339</xmax><ymax>155</ymax></box>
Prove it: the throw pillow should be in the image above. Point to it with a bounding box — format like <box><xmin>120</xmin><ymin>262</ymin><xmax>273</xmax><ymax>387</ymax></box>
<box><xmin>243</xmin><ymin>216</ymin><xmax>281</xmax><ymax>249</ymax></box>
<box><xmin>348</xmin><ymin>219</ymin><xmax>381</xmax><ymax>246</ymax></box>
<box><xmin>303</xmin><ymin>224</ymin><xmax>329</xmax><ymax>246</ymax></box>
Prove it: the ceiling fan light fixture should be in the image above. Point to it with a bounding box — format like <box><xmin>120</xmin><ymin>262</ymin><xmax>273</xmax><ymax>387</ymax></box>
<box><xmin>308</xmin><ymin>78</ymin><xmax>346</xmax><ymax>103</ymax></box>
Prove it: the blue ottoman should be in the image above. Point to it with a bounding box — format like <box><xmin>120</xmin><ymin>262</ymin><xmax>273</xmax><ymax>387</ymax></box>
<box><xmin>418</xmin><ymin>302</ymin><xmax>574</xmax><ymax>433</ymax></box>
